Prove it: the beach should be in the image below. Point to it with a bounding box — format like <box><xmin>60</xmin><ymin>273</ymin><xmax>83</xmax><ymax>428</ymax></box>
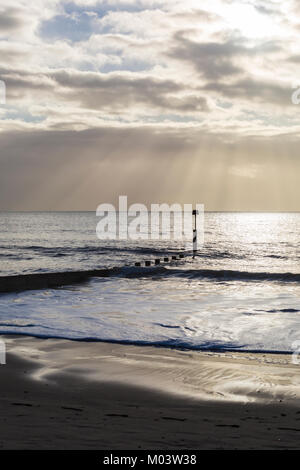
<box><xmin>1</xmin><ymin>335</ymin><xmax>300</xmax><ymax>450</ymax></box>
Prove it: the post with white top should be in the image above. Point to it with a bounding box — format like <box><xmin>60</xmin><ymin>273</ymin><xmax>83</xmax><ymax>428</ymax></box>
<box><xmin>192</xmin><ymin>209</ymin><xmax>198</xmax><ymax>258</ymax></box>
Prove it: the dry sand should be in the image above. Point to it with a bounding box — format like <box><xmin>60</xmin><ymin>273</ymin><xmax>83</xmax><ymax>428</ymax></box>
<box><xmin>1</xmin><ymin>335</ymin><xmax>300</xmax><ymax>449</ymax></box>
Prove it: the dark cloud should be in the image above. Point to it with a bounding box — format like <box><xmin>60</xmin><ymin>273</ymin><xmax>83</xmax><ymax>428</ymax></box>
<box><xmin>168</xmin><ymin>32</ymin><xmax>281</xmax><ymax>80</ymax></box>
<box><xmin>0</xmin><ymin>66</ymin><xmax>208</xmax><ymax>112</ymax></box>
<box><xmin>0</xmin><ymin>8</ymin><xmax>26</xmax><ymax>34</ymax></box>
<box><xmin>169</xmin><ymin>34</ymin><xmax>243</xmax><ymax>79</ymax></box>
<box><xmin>51</xmin><ymin>69</ymin><xmax>209</xmax><ymax>111</ymax></box>
<box><xmin>0</xmin><ymin>67</ymin><xmax>54</xmax><ymax>101</ymax></box>
<box><xmin>203</xmin><ymin>77</ymin><xmax>292</xmax><ymax>107</ymax></box>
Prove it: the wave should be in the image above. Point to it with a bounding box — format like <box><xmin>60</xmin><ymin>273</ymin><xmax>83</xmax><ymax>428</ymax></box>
<box><xmin>117</xmin><ymin>266</ymin><xmax>300</xmax><ymax>283</ymax></box>
<box><xmin>165</xmin><ymin>268</ymin><xmax>300</xmax><ymax>283</ymax></box>
<box><xmin>0</xmin><ymin>329</ymin><xmax>293</xmax><ymax>354</ymax></box>
<box><xmin>0</xmin><ymin>265</ymin><xmax>299</xmax><ymax>293</ymax></box>
<box><xmin>1</xmin><ymin>244</ymin><xmax>267</xmax><ymax>260</ymax></box>
<box><xmin>2</xmin><ymin>244</ymin><xmax>182</xmax><ymax>256</ymax></box>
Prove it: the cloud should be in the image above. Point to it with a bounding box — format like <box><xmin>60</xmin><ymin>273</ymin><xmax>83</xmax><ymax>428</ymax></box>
<box><xmin>51</xmin><ymin>69</ymin><xmax>209</xmax><ymax>111</ymax></box>
<box><xmin>0</xmin><ymin>8</ymin><xmax>24</xmax><ymax>33</ymax></box>
<box><xmin>0</xmin><ymin>0</ymin><xmax>299</xmax><ymax>210</ymax></box>
<box><xmin>1</xmin><ymin>125</ymin><xmax>300</xmax><ymax>211</ymax></box>
<box><xmin>168</xmin><ymin>32</ymin><xmax>281</xmax><ymax>80</ymax></box>
<box><xmin>0</xmin><ymin>65</ymin><xmax>208</xmax><ymax>114</ymax></box>
<box><xmin>203</xmin><ymin>77</ymin><xmax>292</xmax><ymax>107</ymax></box>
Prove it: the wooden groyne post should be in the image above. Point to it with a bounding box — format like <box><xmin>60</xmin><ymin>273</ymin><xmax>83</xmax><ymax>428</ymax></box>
<box><xmin>192</xmin><ymin>209</ymin><xmax>198</xmax><ymax>258</ymax></box>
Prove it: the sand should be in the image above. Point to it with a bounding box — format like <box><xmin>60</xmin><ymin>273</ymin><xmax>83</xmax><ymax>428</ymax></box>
<box><xmin>1</xmin><ymin>335</ymin><xmax>300</xmax><ymax>449</ymax></box>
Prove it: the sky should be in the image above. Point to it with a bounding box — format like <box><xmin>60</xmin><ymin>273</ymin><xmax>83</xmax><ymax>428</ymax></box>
<box><xmin>0</xmin><ymin>0</ymin><xmax>300</xmax><ymax>211</ymax></box>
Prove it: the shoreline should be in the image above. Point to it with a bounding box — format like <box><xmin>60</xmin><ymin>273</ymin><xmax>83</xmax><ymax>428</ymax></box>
<box><xmin>1</xmin><ymin>336</ymin><xmax>300</xmax><ymax>449</ymax></box>
<box><xmin>0</xmin><ymin>332</ymin><xmax>296</xmax><ymax>356</ymax></box>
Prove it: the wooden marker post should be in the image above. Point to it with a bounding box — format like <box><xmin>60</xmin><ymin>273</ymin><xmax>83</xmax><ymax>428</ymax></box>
<box><xmin>192</xmin><ymin>209</ymin><xmax>198</xmax><ymax>258</ymax></box>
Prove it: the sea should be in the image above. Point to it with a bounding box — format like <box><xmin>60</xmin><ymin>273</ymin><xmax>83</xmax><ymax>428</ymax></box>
<box><xmin>0</xmin><ymin>211</ymin><xmax>299</xmax><ymax>353</ymax></box>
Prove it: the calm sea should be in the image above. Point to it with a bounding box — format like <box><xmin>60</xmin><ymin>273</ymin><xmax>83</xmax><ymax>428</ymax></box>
<box><xmin>0</xmin><ymin>211</ymin><xmax>299</xmax><ymax>353</ymax></box>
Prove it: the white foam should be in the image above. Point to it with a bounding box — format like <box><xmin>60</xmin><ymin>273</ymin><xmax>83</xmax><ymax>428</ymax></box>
<box><xmin>0</xmin><ymin>275</ymin><xmax>299</xmax><ymax>353</ymax></box>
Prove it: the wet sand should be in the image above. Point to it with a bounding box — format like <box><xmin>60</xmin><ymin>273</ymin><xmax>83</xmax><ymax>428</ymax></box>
<box><xmin>1</xmin><ymin>335</ymin><xmax>300</xmax><ymax>449</ymax></box>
